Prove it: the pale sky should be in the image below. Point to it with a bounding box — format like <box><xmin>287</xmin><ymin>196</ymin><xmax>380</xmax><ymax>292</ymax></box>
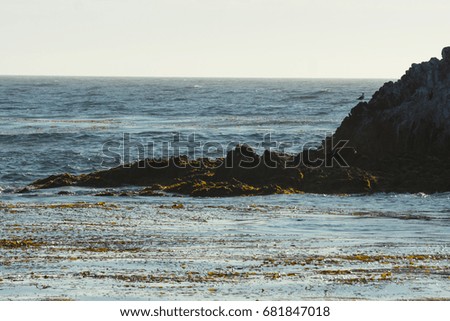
<box><xmin>1</xmin><ymin>0</ymin><xmax>449</xmax><ymax>78</ymax></box>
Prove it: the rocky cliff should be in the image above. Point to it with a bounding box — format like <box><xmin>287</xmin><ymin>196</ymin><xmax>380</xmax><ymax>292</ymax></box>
<box><xmin>334</xmin><ymin>47</ymin><xmax>450</xmax><ymax>161</ymax></box>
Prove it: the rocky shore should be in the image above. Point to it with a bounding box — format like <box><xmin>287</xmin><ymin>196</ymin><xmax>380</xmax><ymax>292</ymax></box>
<box><xmin>28</xmin><ymin>48</ymin><xmax>450</xmax><ymax>196</ymax></box>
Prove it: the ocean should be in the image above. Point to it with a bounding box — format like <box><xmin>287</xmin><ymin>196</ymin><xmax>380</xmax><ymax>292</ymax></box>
<box><xmin>0</xmin><ymin>76</ymin><xmax>449</xmax><ymax>300</ymax></box>
<box><xmin>0</xmin><ymin>76</ymin><xmax>383</xmax><ymax>187</ymax></box>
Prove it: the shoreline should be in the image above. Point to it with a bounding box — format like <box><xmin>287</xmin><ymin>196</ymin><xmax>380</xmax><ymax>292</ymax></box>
<box><xmin>1</xmin><ymin>198</ymin><xmax>448</xmax><ymax>300</ymax></box>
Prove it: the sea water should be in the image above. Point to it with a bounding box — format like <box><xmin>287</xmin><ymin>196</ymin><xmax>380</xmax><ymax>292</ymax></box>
<box><xmin>0</xmin><ymin>76</ymin><xmax>449</xmax><ymax>300</ymax></box>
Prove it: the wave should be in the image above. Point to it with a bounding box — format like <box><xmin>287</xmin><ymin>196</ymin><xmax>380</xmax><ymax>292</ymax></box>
<box><xmin>351</xmin><ymin>210</ymin><xmax>433</xmax><ymax>221</ymax></box>
<box><xmin>285</xmin><ymin>95</ymin><xmax>320</xmax><ymax>100</ymax></box>
<box><xmin>281</xmin><ymin>90</ymin><xmax>332</xmax><ymax>102</ymax></box>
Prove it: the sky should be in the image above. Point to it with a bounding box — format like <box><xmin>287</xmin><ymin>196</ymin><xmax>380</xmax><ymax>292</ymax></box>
<box><xmin>1</xmin><ymin>0</ymin><xmax>449</xmax><ymax>78</ymax></box>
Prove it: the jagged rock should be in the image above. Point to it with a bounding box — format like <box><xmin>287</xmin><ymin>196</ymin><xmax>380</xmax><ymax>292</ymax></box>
<box><xmin>442</xmin><ymin>46</ymin><xmax>450</xmax><ymax>62</ymax></box>
<box><xmin>334</xmin><ymin>47</ymin><xmax>450</xmax><ymax>160</ymax></box>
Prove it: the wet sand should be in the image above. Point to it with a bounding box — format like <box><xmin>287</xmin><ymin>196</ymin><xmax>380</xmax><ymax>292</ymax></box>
<box><xmin>0</xmin><ymin>195</ymin><xmax>449</xmax><ymax>300</ymax></box>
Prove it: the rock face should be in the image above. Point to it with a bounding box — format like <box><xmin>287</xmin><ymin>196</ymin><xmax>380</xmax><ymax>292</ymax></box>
<box><xmin>334</xmin><ymin>47</ymin><xmax>450</xmax><ymax>160</ymax></box>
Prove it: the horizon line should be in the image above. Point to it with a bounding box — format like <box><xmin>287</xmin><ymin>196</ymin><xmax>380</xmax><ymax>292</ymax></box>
<box><xmin>0</xmin><ymin>73</ymin><xmax>394</xmax><ymax>80</ymax></box>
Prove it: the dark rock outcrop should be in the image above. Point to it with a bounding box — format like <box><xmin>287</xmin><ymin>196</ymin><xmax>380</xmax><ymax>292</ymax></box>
<box><xmin>29</xmin><ymin>143</ymin><xmax>377</xmax><ymax>196</ymax></box>
<box><xmin>334</xmin><ymin>47</ymin><xmax>450</xmax><ymax>160</ymax></box>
